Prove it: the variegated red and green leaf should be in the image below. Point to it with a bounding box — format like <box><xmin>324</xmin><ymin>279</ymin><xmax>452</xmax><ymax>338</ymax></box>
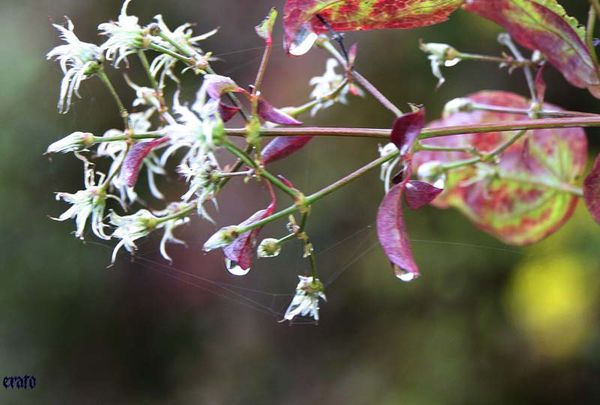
<box><xmin>464</xmin><ymin>0</ymin><xmax>600</xmax><ymax>98</ymax></box>
<box><xmin>414</xmin><ymin>91</ymin><xmax>587</xmax><ymax>245</ymax></box>
<box><xmin>284</xmin><ymin>0</ymin><xmax>464</xmax><ymax>55</ymax></box>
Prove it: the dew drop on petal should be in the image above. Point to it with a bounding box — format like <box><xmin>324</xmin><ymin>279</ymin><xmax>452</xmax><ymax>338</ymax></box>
<box><xmin>225</xmin><ymin>259</ymin><xmax>250</xmax><ymax>276</ymax></box>
<box><xmin>396</xmin><ymin>268</ymin><xmax>419</xmax><ymax>282</ymax></box>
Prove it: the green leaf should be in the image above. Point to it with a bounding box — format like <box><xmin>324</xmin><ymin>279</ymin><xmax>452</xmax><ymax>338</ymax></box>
<box><xmin>464</xmin><ymin>0</ymin><xmax>600</xmax><ymax>98</ymax></box>
<box><xmin>415</xmin><ymin>91</ymin><xmax>587</xmax><ymax>245</ymax></box>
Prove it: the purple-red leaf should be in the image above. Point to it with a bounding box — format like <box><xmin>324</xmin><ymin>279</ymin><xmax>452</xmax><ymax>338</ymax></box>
<box><xmin>404</xmin><ymin>180</ymin><xmax>443</xmax><ymax>210</ymax></box>
<box><xmin>218</xmin><ymin>102</ymin><xmax>240</xmax><ymax>122</ymax></box>
<box><xmin>223</xmin><ymin>188</ymin><xmax>276</xmax><ymax>274</ymax></box>
<box><xmin>284</xmin><ymin>0</ymin><xmax>464</xmax><ymax>55</ymax></box>
<box><xmin>120</xmin><ymin>137</ymin><xmax>168</xmax><ymax>188</ymax></box>
<box><xmin>414</xmin><ymin>91</ymin><xmax>587</xmax><ymax>245</ymax></box>
<box><xmin>464</xmin><ymin>0</ymin><xmax>600</xmax><ymax>98</ymax></box>
<box><xmin>391</xmin><ymin>108</ymin><xmax>426</xmax><ymax>159</ymax></box>
<box><xmin>377</xmin><ymin>183</ymin><xmax>420</xmax><ymax>282</ymax></box>
<box><xmin>262</xmin><ymin>136</ymin><xmax>313</xmax><ymax>164</ymax></box>
<box><xmin>584</xmin><ymin>154</ymin><xmax>600</xmax><ymax>225</ymax></box>
<box><xmin>257</xmin><ymin>99</ymin><xmax>303</xmax><ymax>126</ymax></box>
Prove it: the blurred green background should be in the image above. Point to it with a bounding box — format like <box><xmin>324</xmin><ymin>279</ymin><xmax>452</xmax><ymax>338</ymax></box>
<box><xmin>2</xmin><ymin>0</ymin><xmax>600</xmax><ymax>403</ymax></box>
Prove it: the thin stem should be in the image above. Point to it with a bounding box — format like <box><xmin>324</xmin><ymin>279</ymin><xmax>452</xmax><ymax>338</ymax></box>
<box><xmin>137</xmin><ymin>50</ymin><xmax>158</xmax><ymax>89</ymax></box>
<box><xmin>225</xmin><ymin>115</ymin><xmax>600</xmax><ymax>141</ymax></box>
<box><xmin>498</xmin><ymin>34</ymin><xmax>537</xmax><ymax>103</ymax></box>
<box><xmin>97</xmin><ymin>69</ymin><xmax>129</xmax><ymax>129</ymax></box>
<box><xmin>416</xmin><ymin>143</ymin><xmax>477</xmax><ymax>154</ymax></box>
<box><xmin>587</xmin><ymin>4</ymin><xmax>600</xmax><ymax>75</ymax></box>
<box><xmin>457</xmin><ymin>52</ymin><xmax>535</xmax><ymax>68</ymax></box>
<box><xmin>590</xmin><ymin>0</ymin><xmax>600</xmax><ymax>25</ymax></box>
<box><xmin>100</xmin><ymin>144</ymin><xmax>130</xmax><ymax>191</ymax></box>
<box><xmin>318</xmin><ymin>39</ymin><xmax>403</xmax><ymax>117</ymax></box>
<box><xmin>236</xmin><ymin>152</ymin><xmax>398</xmax><ymax>234</ymax></box>
<box><xmin>224</xmin><ymin>142</ymin><xmax>301</xmax><ymax>200</ymax></box>
<box><xmin>289</xmin><ymin>78</ymin><xmax>349</xmax><ymax>117</ymax></box>
<box><xmin>468</xmin><ymin>103</ymin><xmax>597</xmax><ymax>118</ymax></box>
<box><xmin>148</xmin><ymin>43</ymin><xmax>191</xmax><ymax>65</ymax></box>
<box><xmin>216</xmin><ymin>170</ymin><xmax>253</xmax><ymax>179</ymax></box>
<box><xmin>156</xmin><ymin>203</ymin><xmax>197</xmax><ymax>224</ymax></box>
<box><xmin>253</xmin><ymin>40</ymin><xmax>272</xmax><ymax>101</ymax></box>
<box><xmin>93</xmin><ymin>133</ymin><xmax>163</xmax><ymax>143</ymax></box>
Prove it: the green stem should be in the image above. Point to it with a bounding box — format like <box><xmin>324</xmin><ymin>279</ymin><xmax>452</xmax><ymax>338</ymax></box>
<box><xmin>498</xmin><ymin>34</ymin><xmax>537</xmax><ymax>103</ymax></box>
<box><xmin>224</xmin><ymin>142</ymin><xmax>301</xmax><ymax>200</ymax></box>
<box><xmin>93</xmin><ymin>133</ymin><xmax>163</xmax><ymax>143</ymax></box>
<box><xmin>138</xmin><ymin>50</ymin><xmax>158</xmax><ymax>89</ymax></box>
<box><xmin>97</xmin><ymin>69</ymin><xmax>129</xmax><ymax>129</ymax></box>
<box><xmin>457</xmin><ymin>52</ymin><xmax>535</xmax><ymax>68</ymax></box>
<box><xmin>236</xmin><ymin>152</ymin><xmax>398</xmax><ymax>234</ymax></box>
<box><xmin>590</xmin><ymin>0</ymin><xmax>600</xmax><ymax>26</ymax></box>
<box><xmin>468</xmin><ymin>103</ymin><xmax>596</xmax><ymax>118</ymax></box>
<box><xmin>156</xmin><ymin>203</ymin><xmax>197</xmax><ymax>224</ymax></box>
<box><xmin>148</xmin><ymin>43</ymin><xmax>191</xmax><ymax>65</ymax></box>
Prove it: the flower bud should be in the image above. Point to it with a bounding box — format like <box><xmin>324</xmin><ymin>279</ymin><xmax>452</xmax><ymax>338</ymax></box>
<box><xmin>257</xmin><ymin>238</ymin><xmax>281</xmax><ymax>258</ymax></box>
<box><xmin>443</xmin><ymin>98</ymin><xmax>474</xmax><ymax>117</ymax></box>
<box><xmin>46</xmin><ymin>131</ymin><xmax>95</xmax><ymax>154</ymax></box>
<box><xmin>203</xmin><ymin>226</ymin><xmax>239</xmax><ymax>251</ymax></box>
<box><xmin>417</xmin><ymin>161</ymin><xmax>446</xmax><ymax>190</ymax></box>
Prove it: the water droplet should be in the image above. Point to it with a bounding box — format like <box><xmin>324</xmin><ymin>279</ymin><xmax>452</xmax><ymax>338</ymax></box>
<box><xmin>225</xmin><ymin>259</ymin><xmax>250</xmax><ymax>276</ymax></box>
<box><xmin>396</xmin><ymin>270</ymin><xmax>419</xmax><ymax>282</ymax></box>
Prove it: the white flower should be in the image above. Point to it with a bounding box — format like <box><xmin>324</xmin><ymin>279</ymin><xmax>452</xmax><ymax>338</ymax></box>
<box><xmin>257</xmin><ymin>238</ymin><xmax>281</xmax><ymax>258</ymax></box>
<box><xmin>150</xmin><ymin>15</ymin><xmax>217</xmax><ymax>82</ymax></box>
<box><xmin>96</xmin><ymin>111</ymin><xmax>164</xmax><ymax>204</ymax></box>
<box><xmin>125</xmin><ymin>76</ymin><xmax>162</xmax><ymax>110</ymax></box>
<box><xmin>152</xmin><ymin>203</ymin><xmax>190</xmax><ymax>262</ymax></box>
<box><xmin>47</xmin><ymin>18</ymin><xmax>102</xmax><ymax>113</ymax></box>
<box><xmin>417</xmin><ymin>160</ymin><xmax>447</xmax><ymax>189</ymax></box>
<box><xmin>46</xmin><ymin>131</ymin><xmax>94</xmax><ymax>154</ymax></box>
<box><xmin>419</xmin><ymin>42</ymin><xmax>461</xmax><ymax>89</ymax></box>
<box><xmin>53</xmin><ymin>158</ymin><xmax>111</xmax><ymax>240</ymax></box>
<box><xmin>284</xmin><ymin>276</ymin><xmax>326</xmax><ymax>322</ymax></box>
<box><xmin>178</xmin><ymin>154</ymin><xmax>220</xmax><ymax>220</ymax></box>
<box><xmin>98</xmin><ymin>0</ymin><xmax>146</xmax><ymax>67</ymax></box>
<box><xmin>109</xmin><ymin>209</ymin><xmax>157</xmax><ymax>263</ymax></box>
<box><xmin>309</xmin><ymin>58</ymin><xmax>357</xmax><ymax>116</ymax></box>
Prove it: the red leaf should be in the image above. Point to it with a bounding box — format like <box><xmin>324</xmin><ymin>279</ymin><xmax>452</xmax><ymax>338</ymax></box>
<box><xmin>404</xmin><ymin>180</ymin><xmax>443</xmax><ymax>210</ymax></box>
<box><xmin>284</xmin><ymin>0</ymin><xmax>463</xmax><ymax>55</ymax></box>
<box><xmin>218</xmin><ymin>102</ymin><xmax>240</xmax><ymax>122</ymax></box>
<box><xmin>120</xmin><ymin>137</ymin><xmax>168</xmax><ymax>188</ymax></box>
<box><xmin>223</xmin><ymin>187</ymin><xmax>276</xmax><ymax>274</ymax></box>
<box><xmin>262</xmin><ymin>136</ymin><xmax>313</xmax><ymax>164</ymax></box>
<box><xmin>464</xmin><ymin>0</ymin><xmax>600</xmax><ymax>98</ymax></box>
<box><xmin>257</xmin><ymin>98</ymin><xmax>303</xmax><ymax>126</ymax></box>
<box><xmin>377</xmin><ymin>183</ymin><xmax>420</xmax><ymax>281</ymax></box>
<box><xmin>391</xmin><ymin>108</ymin><xmax>426</xmax><ymax>159</ymax></box>
<box><xmin>414</xmin><ymin>91</ymin><xmax>587</xmax><ymax>245</ymax></box>
<box><xmin>584</xmin><ymin>154</ymin><xmax>600</xmax><ymax>225</ymax></box>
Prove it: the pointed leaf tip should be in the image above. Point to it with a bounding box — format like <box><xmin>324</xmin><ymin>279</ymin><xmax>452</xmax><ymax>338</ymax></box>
<box><xmin>258</xmin><ymin>99</ymin><xmax>303</xmax><ymax>126</ymax></box>
<box><xmin>377</xmin><ymin>183</ymin><xmax>420</xmax><ymax>281</ymax></box>
<box><xmin>262</xmin><ymin>136</ymin><xmax>313</xmax><ymax>164</ymax></box>
<box><xmin>391</xmin><ymin>108</ymin><xmax>426</xmax><ymax>158</ymax></box>
<box><xmin>404</xmin><ymin>180</ymin><xmax>443</xmax><ymax>210</ymax></box>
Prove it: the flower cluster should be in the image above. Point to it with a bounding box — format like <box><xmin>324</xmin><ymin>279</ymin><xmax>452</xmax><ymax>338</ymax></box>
<box><xmin>46</xmin><ymin>1</ymin><xmax>368</xmax><ymax>323</ymax></box>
